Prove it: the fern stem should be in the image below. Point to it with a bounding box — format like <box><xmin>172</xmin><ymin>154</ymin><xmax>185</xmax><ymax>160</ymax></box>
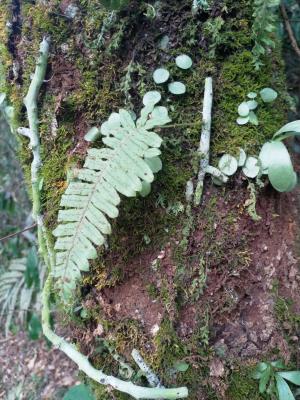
<box><xmin>194</xmin><ymin>77</ymin><xmax>213</xmax><ymax>206</ymax></box>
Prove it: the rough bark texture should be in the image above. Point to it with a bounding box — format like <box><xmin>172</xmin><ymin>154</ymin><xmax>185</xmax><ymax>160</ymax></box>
<box><xmin>1</xmin><ymin>0</ymin><xmax>300</xmax><ymax>399</ymax></box>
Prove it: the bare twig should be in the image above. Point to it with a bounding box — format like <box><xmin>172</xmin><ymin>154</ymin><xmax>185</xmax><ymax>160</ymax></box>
<box><xmin>194</xmin><ymin>77</ymin><xmax>213</xmax><ymax>206</ymax></box>
<box><xmin>0</xmin><ymin>223</ymin><xmax>37</xmax><ymax>242</ymax></box>
<box><xmin>281</xmin><ymin>2</ymin><xmax>300</xmax><ymax>58</ymax></box>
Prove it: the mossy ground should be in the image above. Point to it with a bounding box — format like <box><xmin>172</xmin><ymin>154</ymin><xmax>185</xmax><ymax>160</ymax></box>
<box><xmin>2</xmin><ymin>0</ymin><xmax>297</xmax><ymax>399</ymax></box>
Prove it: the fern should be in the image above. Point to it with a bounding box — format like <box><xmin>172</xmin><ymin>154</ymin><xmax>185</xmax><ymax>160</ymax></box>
<box><xmin>252</xmin><ymin>0</ymin><xmax>280</xmax><ymax>69</ymax></box>
<box><xmin>0</xmin><ymin>258</ymin><xmax>32</xmax><ymax>335</ymax></box>
<box><xmin>53</xmin><ymin>104</ymin><xmax>171</xmax><ymax>302</ymax></box>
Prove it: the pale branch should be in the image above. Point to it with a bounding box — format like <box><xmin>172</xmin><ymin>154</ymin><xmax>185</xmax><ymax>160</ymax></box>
<box><xmin>194</xmin><ymin>77</ymin><xmax>213</xmax><ymax>206</ymax></box>
<box><xmin>131</xmin><ymin>349</ymin><xmax>163</xmax><ymax>388</ymax></box>
<box><xmin>42</xmin><ymin>278</ymin><xmax>188</xmax><ymax>400</ymax></box>
<box><xmin>23</xmin><ymin>39</ymin><xmax>188</xmax><ymax>400</ymax></box>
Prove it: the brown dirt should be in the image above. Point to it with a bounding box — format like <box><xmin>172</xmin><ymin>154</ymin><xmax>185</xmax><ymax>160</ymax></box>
<box><xmin>0</xmin><ymin>331</ymin><xmax>78</xmax><ymax>399</ymax></box>
<box><xmin>81</xmin><ymin>174</ymin><xmax>300</xmax><ymax>366</ymax></box>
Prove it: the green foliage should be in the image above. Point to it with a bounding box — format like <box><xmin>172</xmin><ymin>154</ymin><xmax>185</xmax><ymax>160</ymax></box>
<box><xmin>63</xmin><ymin>384</ymin><xmax>95</xmax><ymax>400</ymax></box>
<box><xmin>236</xmin><ymin>88</ymin><xmax>278</xmax><ymax>126</ymax></box>
<box><xmin>100</xmin><ymin>0</ymin><xmax>129</xmax><ymax>10</ymax></box>
<box><xmin>53</xmin><ymin>105</ymin><xmax>171</xmax><ymax>302</ymax></box>
<box><xmin>0</xmin><ymin>249</ymin><xmax>40</xmax><ymax>336</ymax></box>
<box><xmin>253</xmin><ymin>360</ymin><xmax>300</xmax><ymax>400</ymax></box>
<box><xmin>252</xmin><ymin>0</ymin><xmax>280</xmax><ymax>69</ymax></box>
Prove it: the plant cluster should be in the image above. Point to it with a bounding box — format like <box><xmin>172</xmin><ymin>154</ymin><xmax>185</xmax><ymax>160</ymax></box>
<box><xmin>152</xmin><ymin>54</ymin><xmax>193</xmax><ymax>95</ymax></box>
<box><xmin>236</xmin><ymin>87</ymin><xmax>278</xmax><ymax>125</ymax></box>
<box><xmin>53</xmin><ymin>101</ymin><xmax>170</xmax><ymax>302</ymax></box>
<box><xmin>252</xmin><ymin>0</ymin><xmax>280</xmax><ymax>69</ymax></box>
<box><xmin>253</xmin><ymin>360</ymin><xmax>300</xmax><ymax>400</ymax></box>
<box><xmin>213</xmin><ymin>119</ymin><xmax>300</xmax><ymax>192</ymax></box>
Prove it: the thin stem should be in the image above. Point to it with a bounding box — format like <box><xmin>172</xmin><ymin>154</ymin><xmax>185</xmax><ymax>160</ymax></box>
<box><xmin>0</xmin><ymin>223</ymin><xmax>37</xmax><ymax>242</ymax></box>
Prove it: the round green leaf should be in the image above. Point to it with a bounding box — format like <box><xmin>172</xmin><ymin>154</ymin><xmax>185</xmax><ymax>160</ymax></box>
<box><xmin>249</xmin><ymin>111</ymin><xmax>259</xmax><ymax>126</ymax></box>
<box><xmin>238</xmin><ymin>102</ymin><xmax>250</xmax><ymax>117</ymax></box>
<box><xmin>238</xmin><ymin>148</ymin><xmax>247</xmax><ymax>167</ymax></box>
<box><xmin>246</xmin><ymin>100</ymin><xmax>258</xmax><ymax>110</ymax></box>
<box><xmin>247</xmin><ymin>92</ymin><xmax>257</xmax><ymax>99</ymax></box>
<box><xmin>175</xmin><ymin>54</ymin><xmax>193</xmax><ymax>69</ymax></box>
<box><xmin>260</xmin><ymin>87</ymin><xmax>278</xmax><ymax>103</ymax></box>
<box><xmin>143</xmin><ymin>91</ymin><xmax>161</xmax><ymax>106</ymax></box>
<box><xmin>84</xmin><ymin>127</ymin><xmax>100</xmax><ymax>142</ymax></box>
<box><xmin>168</xmin><ymin>81</ymin><xmax>186</xmax><ymax>95</ymax></box>
<box><xmin>269</xmin><ymin>163</ymin><xmax>297</xmax><ymax>192</ymax></box>
<box><xmin>242</xmin><ymin>156</ymin><xmax>260</xmax><ymax>178</ymax></box>
<box><xmin>218</xmin><ymin>154</ymin><xmax>238</xmax><ymax>176</ymax></box>
<box><xmin>237</xmin><ymin>116</ymin><xmax>249</xmax><ymax>125</ymax></box>
<box><xmin>259</xmin><ymin>141</ymin><xmax>290</xmax><ymax>174</ymax></box>
<box><xmin>153</xmin><ymin>68</ymin><xmax>170</xmax><ymax>84</ymax></box>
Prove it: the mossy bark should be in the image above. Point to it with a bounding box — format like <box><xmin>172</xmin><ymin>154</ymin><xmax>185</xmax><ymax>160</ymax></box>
<box><xmin>1</xmin><ymin>1</ymin><xmax>298</xmax><ymax>399</ymax></box>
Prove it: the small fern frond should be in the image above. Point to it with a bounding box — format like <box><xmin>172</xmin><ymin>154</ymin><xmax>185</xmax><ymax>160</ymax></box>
<box><xmin>53</xmin><ymin>105</ymin><xmax>171</xmax><ymax>302</ymax></box>
<box><xmin>0</xmin><ymin>258</ymin><xmax>31</xmax><ymax>336</ymax></box>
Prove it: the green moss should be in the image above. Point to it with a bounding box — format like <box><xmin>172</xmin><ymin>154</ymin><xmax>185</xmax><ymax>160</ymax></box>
<box><xmin>226</xmin><ymin>367</ymin><xmax>265</xmax><ymax>400</ymax></box>
<box><xmin>213</xmin><ymin>48</ymin><xmax>287</xmax><ymax>157</ymax></box>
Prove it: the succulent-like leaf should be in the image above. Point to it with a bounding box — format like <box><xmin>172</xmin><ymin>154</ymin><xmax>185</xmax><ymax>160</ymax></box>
<box><xmin>218</xmin><ymin>154</ymin><xmax>238</xmax><ymax>176</ymax></box>
<box><xmin>273</xmin><ymin>120</ymin><xmax>300</xmax><ymax>141</ymax></box>
<box><xmin>260</xmin><ymin>87</ymin><xmax>278</xmax><ymax>103</ymax></box>
<box><xmin>153</xmin><ymin>68</ymin><xmax>170</xmax><ymax>84</ymax></box>
<box><xmin>278</xmin><ymin>371</ymin><xmax>300</xmax><ymax>386</ymax></box>
<box><xmin>238</xmin><ymin>102</ymin><xmax>250</xmax><ymax>117</ymax></box>
<box><xmin>53</xmin><ymin>106</ymin><xmax>170</xmax><ymax>302</ymax></box>
<box><xmin>246</xmin><ymin>100</ymin><xmax>258</xmax><ymax>110</ymax></box>
<box><xmin>249</xmin><ymin>111</ymin><xmax>259</xmax><ymax>125</ymax></box>
<box><xmin>242</xmin><ymin>156</ymin><xmax>260</xmax><ymax>178</ymax></box>
<box><xmin>275</xmin><ymin>374</ymin><xmax>295</xmax><ymax>400</ymax></box>
<box><xmin>168</xmin><ymin>82</ymin><xmax>186</xmax><ymax>95</ymax></box>
<box><xmin>238</xmin><ymin>148</ymin><xmax>247</xmax><ymax>167</ymax></box>
<box><xmin>247</xmin><ymin>92</ymin><xmax>257</xmax><ymax>99</ymax></box>
<box><xmin>143</xmin><ymin>91</ymin><xmax>161</xmax><ymax>106</ymax></box>
<box><xmin>236</xmin><ymin>116</ymin><xmax>249</xmax><ymax>125</ymax></box>
<box><xmin>175</xmin><ymin>54</ymin><xmax>193</xmax><ymax>69</ymax></box>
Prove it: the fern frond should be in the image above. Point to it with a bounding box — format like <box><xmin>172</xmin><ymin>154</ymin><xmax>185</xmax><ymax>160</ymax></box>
<box><xmin>0</xmin><ymin>258</ymin><xmax>32</xmax><ymax>336</ymax></box>
<box><xmin>53</xmin><ymin>105</ymin><xmax>171</xmax><ymax>302</ymax></box>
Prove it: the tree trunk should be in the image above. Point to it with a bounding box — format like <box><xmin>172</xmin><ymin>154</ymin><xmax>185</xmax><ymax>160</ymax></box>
<box><xmin>2</xmin><ymin>0</ymin><xmax>300</xmax><ymax>399</ymax></box>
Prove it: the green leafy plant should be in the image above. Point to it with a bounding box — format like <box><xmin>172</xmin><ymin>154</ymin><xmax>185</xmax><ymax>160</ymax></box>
<box><xmin>236</xmin><ymin>88</ymin><xmax>278</xmax><ymax>125</ymax></box>
<box><xmin>253</xmin><ymin>360</ymin><xmax>300</xmax><ymax>399</ymax></box>
<box><xmin>0</xmin><ymin>248</ymin><xmax>41</xmax><ymax>336</ymax></box>
<box><xmin>213</xmin><ymin>120</ymin><xmax>300</xmax><ymax>192</ymax></box>
<box><xmin>251</xmin><ymin>0</ymin><xmax>280</xmax><ymax>69</ymax></box>
<box><xmin>152</xmin><ymin>54</ymin><xmax>192</xmax><ymax>95</ymax></box>
<box><xmin>53</xmin><ymin>103</ymin><xmax>170</xmax><ymax>303</ymax></box>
